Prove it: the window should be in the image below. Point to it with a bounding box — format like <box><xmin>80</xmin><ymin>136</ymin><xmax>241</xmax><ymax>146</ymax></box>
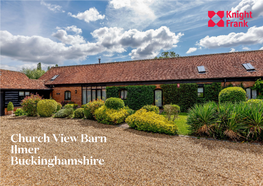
<box><xmin>82</xmin><ymin>86</ymin><xmax>106</xmax><ymax>104</ymax></box>
<box><xmin>197</xmin><ymin>85</ymin><xmax>204</xmax><ymax>98</ymax></box>
<box><xmin>197</xmin><ymin>66</ymin><xmax>206</xmax><ymax>73</ymax></box>
<box><xmin>120</xmin><ymin>89</ymin><xmax>127</xmax><ymax>100</ymax></box>
<box><xmin>242</xmin><ymin>63</ymin><xmax>255</xmax><ymax>72</ymax></box>
<box><xmin>246</xmin><ymin>88</ymin><xmax>257</xmax><ymax>99</ymax></box>
<box><xmin>154</xmin><ymin>89</ymin><xmax>162</xmax><ymax>107</ymax></box>
<box><xmin>51</xmin><ymin>75</ymin><xmax>59</xmax><ymax>81</ymax></box>
<box><xmin>64</xmin><ymin>91</ymin><xmax>71</xmax><ymax>100</ymax></box>
<box><xmin>19</xmin><ymin>91</ymin><xmax>30</xmax><ymax>101</ymax></box>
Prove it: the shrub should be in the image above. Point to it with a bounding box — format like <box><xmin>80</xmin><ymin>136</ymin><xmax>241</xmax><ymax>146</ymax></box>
<box><xmin>219</xmin><ymin>87</ymin><xmax>246</xmax><ymax>103</ymax></box>
<box><xmin>106</xmin><ymin>85</ymin><xmax>156</xmax><ymax>110</ymax></box>
<box><xmin>64</xmin><ymin>103</ymin><xmax>78</xmax><ymax>109</ymax></box>
<box><xmin>73</xmin><ymin>108</ymin><xmax>84</xmax><ymax>118</ymax></box>
<box><xmin>125</xmin><ymin>109</ymin><xmax>177</xmax><ymax>135</ymax></box>
<box><xmin>187</xmin><ymin>102</ymin><xmax>218</xmax><ymax>136</ymax></box>
<box><xmin>163</xmin><ymin>104</ymin><xmax>180</xmax><ymax>121</ymax></box>
<box><xmin>142</xmin><ymin>105</ymin><xmax>159</xmax><ymax>114</ymax></box>
<box><xmin>57</xmin><ymin>102</ymin><xmax>62</xmax><ymax>111</ymax></box>
<box><xmin>94</xmin><ymin>105</ymin><xmax>130</xmax><ymax>125</ymax></box>
<box><xmin>7</xmin><ymin>102</ymin><xmax>14</xmax><ymax>111</ymax></box>
<box><xmin>21</xmin><ymin>94</ymin><xmax>42</xmax><ymax>116</ymax></box>
<box><xmin>14</xmin><ymin>108</ymin><xmax>26</xmax><ymax>116</ymax></box>
<box><xmin>257</xmin><ymin>95</ymin><xmax>263</xmax><ymax>99</ymax></box>
<box><xmin>84</xmin><ymin>100</ymin><xmax>105</xmax><ymax>119</ymax></box>
<box><xmin>37</xmin><ymin>99</ymin><xmax>57</xmax><ymax>117</ymax></box>
<box><xmin>123</xmin><ymin>106</ymin><xmax>135</xmax><ymax>115</ymax></box>
<box><xmin>53</xmin><ymin>108</ymin><xmax>74</xmax><ymax>118</ymax></box>
<box><xmin>105</xmin><ymin>98</ymin><xmax>124</xmax><ymax>110</ymax></box>
<box><xmin>246</xmin><ymin>99</ymin><xmax>263</xmax><ymax>105</ymax></box>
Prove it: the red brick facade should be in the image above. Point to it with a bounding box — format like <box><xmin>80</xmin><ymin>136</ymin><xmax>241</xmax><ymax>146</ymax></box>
<box><xmin>51</xmin><ymin>86</ymin><xmax>82</xmax><ymax>106</ymax></box>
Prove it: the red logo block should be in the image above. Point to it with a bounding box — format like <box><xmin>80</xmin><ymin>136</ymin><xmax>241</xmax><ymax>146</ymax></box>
<box><xmin>208</xmin><ymin>11</ymin><xmax>224</xmax><ymax>27</ymax></box>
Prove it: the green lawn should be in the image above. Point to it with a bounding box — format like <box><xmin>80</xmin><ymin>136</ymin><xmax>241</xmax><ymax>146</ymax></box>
<box><xmin>162</xmin><ymin>112</ymin><xmax>191</xmax><ymax>135</ymax></box>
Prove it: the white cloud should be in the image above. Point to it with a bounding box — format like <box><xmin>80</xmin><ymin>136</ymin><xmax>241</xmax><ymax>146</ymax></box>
<box><xmin>52</xmin><ymin>26</ymin><xmax>86</xmax><ymax>45</ymax></box>
<box><xmin>92</xmin><ymin>26</ymin><xmax>183</xmax><ymax>59</ymax></box>
<box><xmin>260</xmin><ymin>46</ymin><xmax>263</xmax><ymax>50</ymax></box>
<box><xmin>40</xmin><ymin>0</ymin><xmax>64</xmax><ymax>13</ymax></box>
<box><xmin>186</xmin><ymin>47</ymin><xmax>197</xmax><ymax>54</ymax></box>
<box><xmin>198</xmin><ymin>26</ymin><xmax>263</xmax><ymax>49</ymax></box>
<box><xmin>242</xmin><ymin>46</ymin><xmax>250</xmax><ymax>50</ymax></box>
<box><xmin>229</xmin><ymin>48</ymin><xmax>236</xmax><ymax>52</ymax></box>
<box><xmin>68</xmin><ymin>8</ymin><xmax>105</xmax><ymax>23</ymax></box>
<box><xmin>0</xmin><ymin>26</ymin><xmax>182</xmax><ymax>63</ymax></box>
<box><xmin>232</xmin><ymin>0</ymin><xmax>263</xmax><ymax>20</ymax></box>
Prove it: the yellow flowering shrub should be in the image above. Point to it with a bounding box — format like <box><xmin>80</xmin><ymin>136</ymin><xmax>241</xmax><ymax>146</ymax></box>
<box><xmin>125</xmin><ymin>109</ymin><xmax>177</xmax><ymax>135</ymax></box>
<box><xmin>94</xmin><ymin>105</ymin><xmax>130</xmax><ymax>125</ymax></box>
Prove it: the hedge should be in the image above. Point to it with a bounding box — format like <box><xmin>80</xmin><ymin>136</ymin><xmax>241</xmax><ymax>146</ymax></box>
<box><xmin>106</xmin><ymin>85</ymin><xmax>156</xmax><ymax>110</ymax></box>
<box><xmin>161</xmin><ymin>83</ymin><xmax>198</xmax><ymax>112</ymax></box>
<box><xmin>37</xmin><ymin>99</ymin><xmax>57</xmax><ymax>117</ymax></box>
<box><xmin>219</xmin><ymin>87</ymin><xmax>246</xmax><ymax>103</ymax></box>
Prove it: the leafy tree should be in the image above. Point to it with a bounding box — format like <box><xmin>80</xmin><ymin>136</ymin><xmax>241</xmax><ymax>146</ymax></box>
<box><xmin>154</xmin><ymin>51</ymin><xmax>180</xmax><ymax>59</ymax></box>
<box><xmin>21</xmin><ymin>63</ymin><xmax>46</xmax><ymax>79</ymax></box>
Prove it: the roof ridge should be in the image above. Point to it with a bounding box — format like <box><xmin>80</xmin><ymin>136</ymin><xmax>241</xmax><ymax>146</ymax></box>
<box><xmin>50</xmin><ymin>50</ymin><xmax>263</xmax><ymax>69</ymax></box>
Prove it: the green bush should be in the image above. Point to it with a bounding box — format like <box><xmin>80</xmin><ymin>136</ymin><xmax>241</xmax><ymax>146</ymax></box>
<box><xmin>57</xmin><ymin>102</ymin><xmax>62</xmax><ymax>111</ymax></box>
<box><xmin>53</xmin><ymin>108</ymin><xmax>74</xmax><ymax>118</ymax></box>
<box><xmin>64</xmin><ymin>103</ymin><xmax>78</xmax><ymax>109</ymax></box>
<box><xmin>21</xmin><ymin>94</ymin><xmax>42</xmax><ymax>116</ymax></box>
<box><xmin>7</xmin><ymin>102</ymin><xmax>14</xmax><ymax>111</ymax></box>
<box><xmin>14</xmin><ymin>108</ymin><xmax>26</xmax><ymax>116</ymax></box>
<box><xmin>125</xmin><ymin>109</ymin><xmax>177</xmax><ymax>135</ymax></box>
<box><xmin>163</xmin><ymin>104</ymin><xmax>180</xmax><ymax>121</ymax></box>
<box><xmin>94</xmin><ymin>105</ymin><xmax>130</xmax><ymax>125</ymax></box>
<box><xmin>161</xmin><ymin>83</ymin><xmax>198</xmax><ymax>112</ymax></box>
<box><xmin>84</xmin><ymin>100</ymin><xmax>105</xmax><ymax>119</ymax></box>
<box><xmin>187</xmin><ymin>101</ymin><xmax>263</xmax><ymax>141</ymax></box>
<box><xmin>37</xmin><ymin>99</ymin><xmax>57</xmax><ymax>117</ymax></box>
<box><xmin>73</xmin><ymin>108</ymin><xmax>84</xmax><ymax>118</ymax></box>
<box><xmin>257</xmin><ymin>95</ymin><xmax>263</xmax><ymax>99</ymax></box>
<box><xmin>105</xmin><ymin>97</ymin><xmax>125</xmax><ymax>110</ymax></box>
<box><xmin>106</xmin><ymin>85</ymin><xmax>156</xmax><ymax>110</ymax></box>
<box><xmin>187</xmin><ymin>102</ymin><xmax>218</xmax><ymax>136</ymax></box>
<box><xmin>123</xmin><ymin>106</ymin><xmax>135</xmax><ymax>115</ymax></box>
<box><xmin>219</xmin><ymin>87</ymin><xmax>246</xmax><ymax>103</ymax></box>
<box><xmin>246</xmin><ymin>99</ymin><xmax>263</xmax><ymax>105</ymax></box>
<box><xmin>142</xmin><ymin>105</ymin><xmax>159</xmax><ymax>114</ymax></box>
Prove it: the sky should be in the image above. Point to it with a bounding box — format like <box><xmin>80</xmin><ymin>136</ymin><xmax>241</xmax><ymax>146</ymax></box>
<box><xmin>0</xmin><ymin>0</ymin><xmax>263</xmax><ymax>71</ymax></box>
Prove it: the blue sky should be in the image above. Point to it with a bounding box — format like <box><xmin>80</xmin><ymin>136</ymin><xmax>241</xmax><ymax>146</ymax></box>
<box><xmin>1</xmin><ymin>0</ymin><xmax>263</xmax><ymax>71</ymax></box>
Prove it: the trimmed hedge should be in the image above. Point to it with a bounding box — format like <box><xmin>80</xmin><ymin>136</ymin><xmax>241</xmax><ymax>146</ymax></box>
<box><xmin>64</xmin><ymin>103</ymin><xmax>78</xmax><ymax>109</ymax></box>
<box><xmin>94</xmin><ymin>105</ymin><xmax>130</xmax><ymax>125</ymax></box>
<box><xmin>7</xmin><ymin>102</ymin><xmax>14</xmax><ymax>111</ymax></box>
<box><xmin>197</xmin><ymin>83</ymin><xmax>222</xmax><ymax>103</ymax></box>
<box><xmin>106</xmin><ymin>85</ymin><xmax>156</xmax><ymax>110</ymax></box>
<box><xmin>161</xmin><ymin>83</ymin><xmax>198</xmax><ymax>112</ymax></box>
<box><xmin>14</xmin><ymin>108</ymin><xmax>26</xmax><ymax>116</ymax></box>
<box><xmin>53</xmin><ymin>108</ymin><xmax>74</xmax><ymax>118</ymax></box>
<box><xmin>125</xmin><ymin>109</ymin><xmax>177</xmax><ymax>135</ymax></box>
<box><xmin>37</xmin><ymin>99</ymin><xmax>57</xmax><ymax>117</ymax></box>
<box><xmin>73</xmin><ymin>108</ymin><xmax>84</xmax><ymax>118</ymax></box>
<box><xmin>57</xmin><ymin>102</ymin><xmax>62</xmax><ymax>111</ymax></box>
<box><xmin>219</xmin><ymin>87</ymin><xmax>246</xmax><ymax>103</ymax></box>
<box><xmin>105</xmin><ymin>98</ymin><xmax>125</xmax><ymax>110</ymax></box>
<box><xmin>83</xmin><ymin>100</ymin><xmax>105</xmax><ymax>120</ymax></box>
<box><xmin>142</xmin><ymin>105</ymin><xmax>159</xmax><ymax>114</ymax></box>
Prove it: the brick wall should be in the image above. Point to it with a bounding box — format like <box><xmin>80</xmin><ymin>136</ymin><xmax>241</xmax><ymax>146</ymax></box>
<box><xmin>222</xmin><ymin>81</ymin><xmax>255</xmax><ymax>88</ymax></box>
<box><xmin>51</xmin><ymin>86</ymin><xmax>82</xmax><ymax>106</ymax></box>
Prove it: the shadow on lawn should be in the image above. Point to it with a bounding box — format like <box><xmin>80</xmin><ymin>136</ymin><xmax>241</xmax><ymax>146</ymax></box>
<box><xmin>186</xmin><ymin>136</ymin><xmax>263</xmax><ymax>154</ymax></box>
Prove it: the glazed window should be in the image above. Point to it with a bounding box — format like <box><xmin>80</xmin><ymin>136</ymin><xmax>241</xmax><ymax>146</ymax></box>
<box><xmin>154</xmin><ymin>89</ymin><xmax>162</xmax><ymax>107</ymax></box>
<box><xmin>120</xmin><ymin>90</ymin><xmax>127</xmax><ymax>100</ymax></box>
<box><xmin>246</xmin><ymin>88</ymin><xmax>257</xmax><ymax>99</ymax></box>
<box><xmin>64</xmin><ymin>91</ymin><xmax>71</xmax><ymax>100</ymax></box>
<box><xmin>82</xmin><ymin>86</ymin><xmax>106</xmax><ymax>105</ymax></box>
<box><xmin>19</xmin><ymin>91</ymin><xmax>30</xmax><ymax>101</ymax></box>
<box><xmin>198</xmin><ymin>87</ymin><xmax>204</xmax><ymax>98</ymax></box>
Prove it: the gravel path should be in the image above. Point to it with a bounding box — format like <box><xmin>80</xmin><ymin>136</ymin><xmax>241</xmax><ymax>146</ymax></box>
<box><xmin>1</xmin><ymin>116</ymin><xmax>263</xmax><ymax>185</ymax></box>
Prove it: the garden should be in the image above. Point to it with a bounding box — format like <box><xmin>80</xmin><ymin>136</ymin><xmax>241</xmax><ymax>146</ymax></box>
<box><xmin>8</xmin><ymin>79</ymin><xmax>263</xmax><ymax>143</ymax></box>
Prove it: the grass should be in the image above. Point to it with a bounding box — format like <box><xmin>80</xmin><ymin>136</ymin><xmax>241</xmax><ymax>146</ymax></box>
<box><xmin>161</xmin><ymin>112</ymin><xmax>191</xmax><ymax>135</ymax></box>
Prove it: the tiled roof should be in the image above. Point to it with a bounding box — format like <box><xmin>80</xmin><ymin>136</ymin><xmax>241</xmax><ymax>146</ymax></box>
<box><xmin>0</xmin><ymin>69</ymin><xmax>50</xmax><ymax>90</ymax></box>
<box><xmin>39</xmin><ymin>50</ymin><xmax>262</xmax><ymax>85</ymax></box>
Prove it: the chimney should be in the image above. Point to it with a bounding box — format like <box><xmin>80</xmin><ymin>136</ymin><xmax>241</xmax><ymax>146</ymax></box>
<box><xmin>98</xmin><ymin>58</ymin><xmax>101</xmax><ymax>64</ymax></box>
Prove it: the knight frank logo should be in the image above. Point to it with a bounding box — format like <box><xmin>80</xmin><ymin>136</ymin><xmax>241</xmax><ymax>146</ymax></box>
<box><xmin>208</xmin><ymin>10</ymin><xmax>253</xmax><ymax>27</ymax></box>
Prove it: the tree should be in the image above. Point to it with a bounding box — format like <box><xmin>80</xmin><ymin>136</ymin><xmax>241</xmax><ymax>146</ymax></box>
<box><xmin>154</xmin><ymin>51</ymin><xmax>180</xmax><ymax>59</ymax></box>
<box><xmin>21</xmin><ymin>63</ymin><xmax>46</xmax><ymax>79</ymax></box>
